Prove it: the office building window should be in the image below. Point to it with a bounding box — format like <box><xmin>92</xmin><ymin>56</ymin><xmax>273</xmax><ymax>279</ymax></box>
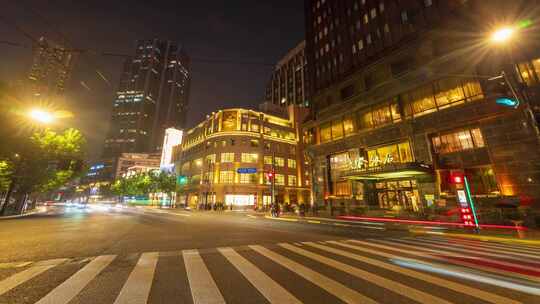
<box><xmin>221</xmin><ymin>153</ymin><xmax>235</xmax><ymax>163</ymax></box>
<box><xmin>431</xmin><ymin>128</ymin><xmax>485</xmax><ymax>154</ymax></box>
<box><xmin>219</xmin><ymin>171</ymin><xmax>235</xmax><ymax>184</ymax></box>
<box><xmin>288</xmin><ymin>175</ymin><xmax>297</xmax><ymax>186</ymax></box>
<box><xmin>264</xmin><ymin>155</ymin><xmax>273</xmax><ymax>165</ymax></box>
<box><xmin>239</xmin><ymin>173</ymin><xmax>257</xmax><ymax>184</ymax></box>
<box><xmin>206</xmin><ymin>154</ymin><xmax>216</xmax><ymax>164</ymax></box>
<box><xmin>288</xmin><ymin>159</ymin><xmax>297</xmax><ymax>169</ymax></box>
<box><xmin>275</xmin><ymin>174</ymin><xmax>285</xmax><ymax>185</ymax></box>
<box><xmin>275</xmin><ymin>157</ymin><xmax>285</xmax><ymax>167</ymax></box>
<box><xmin>241</xmin><ymin>153</ymin><xmax>258</xmax><ymax>163</ymax></box>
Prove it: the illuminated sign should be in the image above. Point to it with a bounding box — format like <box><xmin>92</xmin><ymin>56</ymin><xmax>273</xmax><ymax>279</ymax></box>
<box><xmin>160</xmin><ymin>128</ymin><xmax>183</xmax><ymax>169</ymax></box>
<box><xmin>350</xmin><ymin>154</ymin><xmax>395</xmax><ymax>170</ymax></box>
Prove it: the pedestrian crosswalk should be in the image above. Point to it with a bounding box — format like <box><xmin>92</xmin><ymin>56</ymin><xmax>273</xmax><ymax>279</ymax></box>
<box><xmin>0</xmin><ymin>236</ymin><xmax>539</xmax><ymax>304</ymax></box>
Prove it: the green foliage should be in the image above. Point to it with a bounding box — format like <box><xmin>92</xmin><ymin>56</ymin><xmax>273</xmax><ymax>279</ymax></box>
<box><xmin>2</xmin><ymin>128</ymin><xmax>87</xmax><ymax>195</ymax></box>
<box><xmin>111</xmin><ymin>170</ymin><xmax>177</xmax><ymax>198</ymax></box>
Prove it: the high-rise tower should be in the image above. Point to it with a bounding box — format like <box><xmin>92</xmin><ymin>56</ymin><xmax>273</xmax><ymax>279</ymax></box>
<box><xmin>103</xmin><ymin>39</ymin><xmax>190</xmax><ymax>157</ymax></box>
<box><xmin>27</xmin><ymin>37</ymin><xmax>74</xmax><ymax>102</ymax></box>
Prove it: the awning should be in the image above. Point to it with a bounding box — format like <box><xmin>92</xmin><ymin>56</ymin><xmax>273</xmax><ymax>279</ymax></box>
<box><xmin>339</xmin><ymin>162</ymin><xmax>434</xmax><ymax>180</ymax></box>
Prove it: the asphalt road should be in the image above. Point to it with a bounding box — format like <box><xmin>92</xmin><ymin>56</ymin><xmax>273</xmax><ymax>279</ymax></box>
<box><xmin>0</xmin><ymin>205</ymin><xmax>539</xmax><ymax>304</ymax></box>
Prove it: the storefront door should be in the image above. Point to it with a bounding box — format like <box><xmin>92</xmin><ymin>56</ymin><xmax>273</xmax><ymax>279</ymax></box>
<box><xmin>375</xmin><ymin>180</ymin><xmax>419</xmax><ymax>211</ymax></box>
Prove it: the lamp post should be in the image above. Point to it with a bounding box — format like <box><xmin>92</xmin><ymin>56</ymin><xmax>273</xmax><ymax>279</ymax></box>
<box><xmin>489</xmin><ymin>25</ymin><xmax>540</xmax><ymax>136</ymax></box>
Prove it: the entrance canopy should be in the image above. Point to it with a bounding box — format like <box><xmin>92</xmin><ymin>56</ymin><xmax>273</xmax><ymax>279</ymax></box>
<box><xmin>340</xmin><ymin>162</ymin><xmax>433</xmax><ymax>181</ymax></box>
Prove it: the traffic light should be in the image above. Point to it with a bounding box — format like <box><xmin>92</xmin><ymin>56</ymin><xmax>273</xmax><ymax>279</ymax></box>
<box><xmin>450</xmin><ymin>172</ymin><xmax>464</xmax><ymax>184</ymax></box>
<box><xmin>177</xmin><ymin>175</ymin><xmax>188</xmax><ymax>185</ymax></box>
<box><xmin>487</xmin><ymin>72</ymin><xmax>520</xmax><ymax>108</ymax></box>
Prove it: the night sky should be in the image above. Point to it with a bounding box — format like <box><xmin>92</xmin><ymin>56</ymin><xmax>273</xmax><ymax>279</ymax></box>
<box><xmin>0</xmin><ymin>0</ymin><xmax>305</xmax><ymax>160</ymax></box>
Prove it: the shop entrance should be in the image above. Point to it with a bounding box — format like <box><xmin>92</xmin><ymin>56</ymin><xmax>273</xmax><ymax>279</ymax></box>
<box><xmin>375</xmin><ymin>180</ymin><xmax>420</xmax><ymax>211</ymax></box>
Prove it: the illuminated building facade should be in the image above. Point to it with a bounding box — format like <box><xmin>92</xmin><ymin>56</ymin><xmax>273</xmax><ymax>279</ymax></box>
<box><xmin>27</xmin><ymin>37</ymin><xmax>74</xmax><ymax>102</ymax></box>
<box><xmin>303</xmin><ymin>0</ymin><xmax>540</xmax><ymax>214</ymax></box>
<box><xmin>175</xmin><ymin>105</ymin><xmax>310</xmax><ymax>209</ymax></box>
<box><xmin>115</xmin><ymin>153</ymin><xmax>161</xmax><ymax>180</ymax></box>
<box><xmin>160</xmin><ymin>128</ymin><xmax>183</xmax><ymax>171</ymax></box>
<box><xmin>103</xmin><ymin>39</ymin><xmax>190</xmax><ymax>157</ymax></box>
<box><xmin>265</xmin><ymin>41</ymin><xmax>309</xmax><ymax>107</ymax></box>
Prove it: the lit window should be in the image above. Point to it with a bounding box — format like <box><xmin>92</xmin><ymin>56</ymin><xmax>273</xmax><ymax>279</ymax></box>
<box><xmin>370</xmin><ymin>8</ymin><xmax>377</xmax><ymax>19</ymax></box>
<box><xmin>264</xmin><ymin>156</ymin><xmax>273</xmax><ymax>165</ymax></box>
<box><xmin>384</xmin><ymin>24</ymin><xmax>390</xmax><ymax>33</ymax></box>
<box><xmin>275</xmin><ymin>174</ymin><xmax>285</xmax><ymax>185</ymax></box>
<box><xmin>363</xmin><ymin>13</ymin><xmax>369</xmax><ymax>24</ymax></box>
<box><xmin>288</xmin><ymin>159</ymin><xmax>297</xmax><ymax>169</ymax></box>
<box><xmin>219</xmin><ymin>171</ymin><xmax>235</xmax><ymax>184</ymax></box>
<box><xmin>358</xmin><ymin>40</ymin><xmax>364</xmax><ymax>50</ymax></box>
<box><xmin>220</xmin><ymin>153</ymin><xmax>235</xmax><ymax>163</ymax></box>
<box><xmin>241</xmin><ymin>153</ymin><xmax>258</xmax><ymax>163</ymax></box>
<box><xmin>239</xmin><ymin>173</ymin><xmax>257</xmax><ymax>184</ymax></box>
<box><xmin>431</xmin><ymin>128</ymin><xmax>485</xmax><ymax>154</ymax></box>
<box><xmin>288</xmin><ymin>175</ymin><xmax>297</xmax><ymax>186</ymax></box>
<box><xmin>275</xmin><ymin>157</ymin><xmax>285</xmax><ymax>167</ymax></box>
<box><xmin>379</xmin><ymin>2</ymin><xmax>385</xmax><ymax>12</ymax></box>
<box><xmin>424</xmin><ymin>0</ymin><xmax>433</xmax><ymax>7</ymax></box>
<box><xmin>367</xmin><ymin>34</ymin><xmax>372</xmax><ymax>44</ymax></box>
<box><xmin>206</xmin><ymin>154</ymin><xmax>216</xmax><ymax>164</ymax></box>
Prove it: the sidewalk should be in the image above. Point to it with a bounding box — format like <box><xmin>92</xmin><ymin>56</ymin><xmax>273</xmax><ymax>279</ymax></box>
<box><xmin>0</xmin><ymin>208</ymin><xmax>45</xmax><ymax>220</ymax></box>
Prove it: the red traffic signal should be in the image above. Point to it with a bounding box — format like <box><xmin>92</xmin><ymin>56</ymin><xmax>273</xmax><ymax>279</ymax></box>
<box><xmin>266</xmin><ymin>171</ymin><xmax>274</xmax><ymax>179</ymax></box>
<box><xmin>450</xmin><ymin>172</ymin><xmax>464</xmax><ymax>184</ymax></box>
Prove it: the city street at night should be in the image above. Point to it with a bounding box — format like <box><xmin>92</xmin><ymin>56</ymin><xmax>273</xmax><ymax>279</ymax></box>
<box><xmin>0</xmin><ymin>205</ymin><xmax>539</xmax><ymax>304</ymax></box>
<box><xmin>2</xmin><ymin>1</ymin><xmax>540</xmax><ymax>303</ymax></box>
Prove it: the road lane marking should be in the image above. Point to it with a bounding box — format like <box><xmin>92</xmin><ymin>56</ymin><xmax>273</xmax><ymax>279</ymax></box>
<box><xmin>0</xmin><ymin>261</ymin><xmax>33</xmax><ymax>269</ymax></box>
<box><xmin>114</xmin><ymin>252</ymin><xmax>158</xmax><ymax>304</ymax></box>
<box><xmin>0</xmin><ymin>259</ymin><xmax>67</xmax><ymax>296</ymax></box>
<box><xmin>326</xmin><ymin>240</ymin><xmax>519</xmax><ymax>304</ymax></box>
<box><xmin>249</xmin><ymin>245</ymin><xmax>376</xmax><ymax>304</ymax></box>
<box><xmin>218</xmin><ymin>247</ymin><xmax>301</xmax><ymax>304</ymax></box>
<box><xmin>307</xmin><ymin>220</ymin><xmax>321</xmax><ymax>224</ymax></box>
<box><xmin>36</xmin><ymin>255</ymin><xmax>116</xmax><ymax>304</ymax></box>
<box><xmin>264</xmin><ymin>216</ymin><xmax>298</xmax><ymax>222</ymax></box>
<box><xmin>246</xmin><ymin>214</ymin><xmax>257</xmax><ymax>218</ymax></box>
<box><xmin>183</xmin><ymin>250</ymin><xmax>225</xmax><ymax>304</ymax></box>
<box><xmin>172</xmin><ymin>213</ymin><xmax>191</xmax><ymax>217</ymax></box>
<box><xmin>281</xmin><ymin>243</ymin><xmax>451</xmax><ymax>304</ymax></box>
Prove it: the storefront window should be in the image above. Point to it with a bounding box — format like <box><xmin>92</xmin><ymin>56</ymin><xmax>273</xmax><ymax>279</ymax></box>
<box><xmin>251</xmin><ymin>123</ymin><xmax>260</xmax><ymax>133</ymax></box>
<box><xmin>432</xmin><ymin>128</ymin><xmax>485</xmax><ymax>154</ymax></box>
<box><xmin>466</xmin><ymin>167</ymin><xmax>499</xmax><ymax>194</ymax></box>
<box><xmin>222</xmin><ymin>111</ymin><xmax>237</xmax><ymax>131</ymax></box>
<box><xmin>334</xmin><ymin>181</ymin><xmax>352</xmax><ymax>196</ymax></box>
<box><xmin>219</xmin><ymin>171</ymin><xmax>235</xmax><ymax>183</ymax></box>
<box><xmin>390</xmin><ymin>102</ymin><xmax>401</xmax><ymax>122</ymax></box>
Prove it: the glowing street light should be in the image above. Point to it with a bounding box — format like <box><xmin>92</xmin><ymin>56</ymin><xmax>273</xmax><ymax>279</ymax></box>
<box><xmin>28</xmin><ymin>109</ymin><xmax>55</xmax><ymax>124</ymax></box>
<box><xmin>490</xmin><ymin>26</ymin><xmax>515</xmax><ymax>43</ymax></box>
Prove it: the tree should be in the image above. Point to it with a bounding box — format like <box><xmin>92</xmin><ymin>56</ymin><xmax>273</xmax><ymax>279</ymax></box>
<box><xmin>0</xmin><ymin>128</ymin><xmax>87</xmax><ymax>215</ymax></box>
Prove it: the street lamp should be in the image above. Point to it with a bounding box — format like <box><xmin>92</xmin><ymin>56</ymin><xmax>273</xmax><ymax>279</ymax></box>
<box><xmin>490</xmin><ymin>26</ymin><xmax>515</xmax><ymax>43</ymax></box>
<box><xmin>28</xmin><ymin>109</ymin><xmax>55</xmax><ymax>124</ymax></box>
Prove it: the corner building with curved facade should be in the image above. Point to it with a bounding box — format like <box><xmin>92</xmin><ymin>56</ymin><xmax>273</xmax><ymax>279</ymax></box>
<box><xmin>175</xmin><ymin>105</ymin><xmax>310</xmax><ymax>209</ymax></box>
